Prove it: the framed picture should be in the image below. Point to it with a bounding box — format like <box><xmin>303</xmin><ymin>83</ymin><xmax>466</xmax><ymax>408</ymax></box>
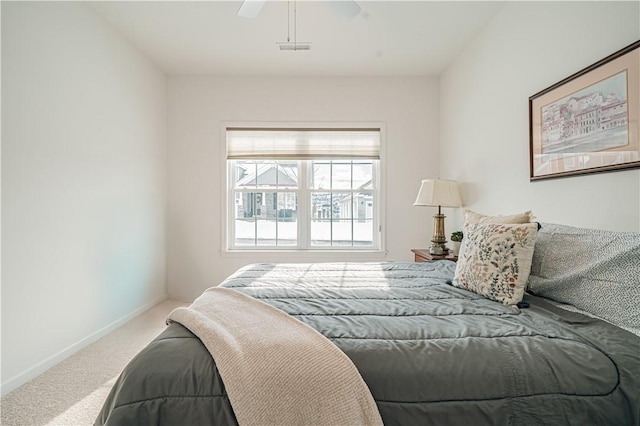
<box><xmin>529</xmin><ymin>40</ymin><xmax>640</xmax><ymax>181</ymax></box>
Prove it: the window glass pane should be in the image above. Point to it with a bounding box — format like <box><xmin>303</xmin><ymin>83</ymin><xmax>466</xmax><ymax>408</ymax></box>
<box><xmin>311</xmin><ymin>192</ymin><xmax>334</xmax><ymax>220</ymax></box>
<box><xmin>354</xmin><ymin>191</ymin><xmax>374</xmax><ymax>220</ymax></box>
<box><xmin>334</xmin><ymin>192</ymin><xmax>353</xmax><ymax>220</ymax></box>
<box><xmin>276</xmin><ymin>161</ymin><xmax>298</xmax><ymax>189</ymax></box>
<box><xmin>234</xmin><ymin>192</ymin><xmax>243</xmax><ymax>218</ymax></box>
<box><xmin>234</xmin><ymin>194</ymin><xmax>257</xmax><ymax>246</ymax></box>
<box><xmin>354</xmin><ymin>220</ymin><xmax>374</xmax><ymax>246</ymax></box>
<box><xmin>235</xmin><ymin>161</ymin><xmax>256</xmax><ymax>189</ymax></box>
<box><xmin>332</xmin><ymin>219</ymin><xmax>352</xmax><ymax>246</ymax></box>
<box><xmin>235</xmin><ymin>192</ymin><xmax>262</xmax><ymax>219</ymax></box>
<box><xmin>311</xmin><ymin>191</ymin><xmax>333</xmax><ymax>246</ymax></box>
<box><xmin>312</xmin><ymin>162</ymin><xmax>330</xmax><ymax>190</ymax></box>
<box><xmin>236</xmin><ymin>192</ymin><xmax>264</xmax><ymax>219</ymax></box>
<box><xmin>332</xmin><ymin>162</ymin><xmax>351</xmax><ymax>189</ymax></box>
<box><xmin>276</xmin><ymin>192</ymin><xmax>297</xmax><ymax>246</ymax></box>
<box><xmin>353</xmin><ymin>162</ymin><xmax>373</xmax><ymax>189</ymax></box>
<box><xmin>311</xmin><ymin>220</ymin><xmax>331</xmax><ymax>246</ymax></box>
<box><xmin>258</xmin><ymin>192</ymin><xmax>276</xmax><ymax>221</ymax></box>
<box><xmin>234</xmin><ymin>218</ymin><xmax>255</xmax><ymax>246</ymax></box>
<box><xmin>255</xmin><ymin>162</ymin><xmax>276</xmax><ymax>189</ymax></box>
<box><xmin>276</xmin><ymin>219</ymin><xmax>297</xmax><ymax>246</ymax></box>
<box><xmin>256</xmin><ymin>219</ymin><xmax>276</xmax><ymax>246</ymax></box>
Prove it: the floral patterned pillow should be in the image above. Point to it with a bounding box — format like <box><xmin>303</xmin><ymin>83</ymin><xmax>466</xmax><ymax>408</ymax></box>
<box><xmin>452</xmin><ymin>222</ymin><xmax>539</xmax><ymax>305</ymax></box>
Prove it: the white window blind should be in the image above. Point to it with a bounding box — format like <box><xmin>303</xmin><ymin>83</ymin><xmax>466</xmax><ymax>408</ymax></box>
<box><xmin>226</xmin><ymin>128</ymin><xmax>381</xmax><ymax>160</ymax></box>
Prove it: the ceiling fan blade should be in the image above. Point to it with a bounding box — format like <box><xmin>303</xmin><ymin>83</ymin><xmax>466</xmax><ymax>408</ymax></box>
<box><xmin>329</xmin><ymin>1</ymin><xmax>361</xmax><ymax>19</ymax></box>
<box><xmin>237</xmin><ymin>0</ymin><xmax>266</xmax><ymax>18</ymax></box>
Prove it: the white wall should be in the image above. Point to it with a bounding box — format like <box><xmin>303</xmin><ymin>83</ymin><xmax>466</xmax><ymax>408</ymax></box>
<box><xmin>167</xmin><ymin>76</ymin><xmax>440</xmax><ymax>301</ymax></box>
<box><xmin>441</xmin><ymin>1</ymin><xmax>640</xmax><ymax>232</ymax></box>
<box><xmin>1</xmin><ymin>2</ymin><xmax>167</xmax><ymax>394</ymax></box>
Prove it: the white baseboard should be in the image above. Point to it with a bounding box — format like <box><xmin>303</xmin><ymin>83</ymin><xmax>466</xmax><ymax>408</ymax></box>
<box><xmin>1</xmin><ymin>294</ymin><xmax>168</xmax><ymax>396</ymax></box>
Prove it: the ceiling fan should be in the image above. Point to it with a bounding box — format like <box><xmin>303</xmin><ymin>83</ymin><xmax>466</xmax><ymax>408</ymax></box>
<box><xmin>238</xmin><ymin>0</ymin><xmax>361</xmax><ymax>51</ymax></box>
<box><xmin>237</xmin><ymin>0</ymin><xmax>361</xmax><ymax>20</ymax></box>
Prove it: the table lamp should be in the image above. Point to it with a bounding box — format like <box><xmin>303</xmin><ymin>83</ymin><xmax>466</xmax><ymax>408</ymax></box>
<box><xmin>413</xmin><ymin>179</ymin><xmax>462</xmax><ymax>255</ymax></box>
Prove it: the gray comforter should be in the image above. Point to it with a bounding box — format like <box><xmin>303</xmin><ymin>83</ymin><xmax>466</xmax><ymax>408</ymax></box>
<box><xmin>96</xmin><ymin>261</ymin><xmax>640</xmax><ymax>425</ymax></box>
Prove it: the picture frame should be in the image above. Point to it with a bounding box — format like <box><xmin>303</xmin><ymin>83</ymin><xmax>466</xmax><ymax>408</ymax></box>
<box><xmin>529</xmin><ymin>40</ymin><xmax>640</xmax><ymax>181</ymax></box>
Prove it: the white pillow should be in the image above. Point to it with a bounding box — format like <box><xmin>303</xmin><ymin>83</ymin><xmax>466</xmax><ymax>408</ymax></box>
<box><xmin>453</xmin><ymin>222</ymin><xmax>539</xmax><ymax>305</ymax></box>
<box><xmin>464</xmin><ymin>209</ymin><xmax>534</xmax><ymax>228</ymax></box>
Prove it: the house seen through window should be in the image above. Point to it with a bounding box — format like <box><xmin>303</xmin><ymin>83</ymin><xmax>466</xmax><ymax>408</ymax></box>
<box><xmin>226</xmin><ymin>127</ymin><xmax>382</xmax><ymax>250</ymax></box>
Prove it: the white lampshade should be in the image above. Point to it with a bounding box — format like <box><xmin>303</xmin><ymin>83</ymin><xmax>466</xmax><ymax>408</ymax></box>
<box><xmin>413</xmin><ymin>179</ymin><xmax>462</xmax><ymax>208</ymax></box>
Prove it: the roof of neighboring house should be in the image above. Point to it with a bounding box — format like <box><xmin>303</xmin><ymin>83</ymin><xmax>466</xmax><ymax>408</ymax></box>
<box><xmin>237</xmin><ymin>163</ymin><xmax>298</xmax><ymax>187</ymax></box>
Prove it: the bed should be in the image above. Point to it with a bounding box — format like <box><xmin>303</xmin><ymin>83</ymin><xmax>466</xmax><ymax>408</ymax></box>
<box><xmin>95</xmin><ymin>222</ymin><xmax>640</xmax><ymax>425</ymax></box>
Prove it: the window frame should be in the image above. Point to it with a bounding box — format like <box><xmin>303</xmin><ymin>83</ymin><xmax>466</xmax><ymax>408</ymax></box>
<box><xmin>221</xmin><ymin>122</ymin><xmax>387</xmax><ymax>258</ymax></box>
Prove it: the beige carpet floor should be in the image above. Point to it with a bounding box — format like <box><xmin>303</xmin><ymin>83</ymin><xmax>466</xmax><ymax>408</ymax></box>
<box><xmin>1</xmin><ymin>299</ymin><xmax>186</xmax><ymax>426</ymax></box>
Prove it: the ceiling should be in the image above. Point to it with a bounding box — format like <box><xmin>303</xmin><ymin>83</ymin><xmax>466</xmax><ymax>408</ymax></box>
<box><xmin>90</xmin><ymin>1</ymin><xmax>505</xmax><ymax>76</ymax></box>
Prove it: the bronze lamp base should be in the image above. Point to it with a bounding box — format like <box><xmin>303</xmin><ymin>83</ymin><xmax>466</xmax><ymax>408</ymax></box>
<box><xmin>429</xmin><ymin>208</ymin><xmax>449</xmax><ymax>255</ymax></box>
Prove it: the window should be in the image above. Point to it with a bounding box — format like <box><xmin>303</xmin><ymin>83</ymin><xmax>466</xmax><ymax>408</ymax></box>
<box><xmin>226</xmin><ymin>127</ymin><xmax>382</xmax><ymax>251</ymax></box>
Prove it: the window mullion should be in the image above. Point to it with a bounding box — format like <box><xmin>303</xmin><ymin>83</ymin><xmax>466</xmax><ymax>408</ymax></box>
<box><xmin>298</xmin><ymin>160</ymin><xmax>309</xmax><ymax>249</ymax></box>
<box><xmin>329</xmin><ymin>162</ymin><xmax>333</xmax><ymax>246</ymax></box>
<box><xmin>351</xmin><ymin>162</ymin><xmax>354</xmax><ymax>247</ymax></box>
<box><xmin>373</xmin><ymin>160</ymin><xmax>379</xmax><ymax>249</ymax></box>
<box><xmin>253</xmin><ymin>163</ymin><xmax>258</xmax><ymax>246</ymax></box>
<box><xmin>275</xmin><ymin>163</ymin><xmax>279</xmax><ymax>246</ymax></box>
<box><xmin>228</xmin><ymin>161</ymin><xmax>236</xmax><ymax>249</ymax></box>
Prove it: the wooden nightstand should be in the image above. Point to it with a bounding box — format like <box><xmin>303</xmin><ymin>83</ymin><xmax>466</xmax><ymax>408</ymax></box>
<box><xmin>411</xmin><ymin>249</ymin><xmax>458</xmax><ymax>263</ymax></box>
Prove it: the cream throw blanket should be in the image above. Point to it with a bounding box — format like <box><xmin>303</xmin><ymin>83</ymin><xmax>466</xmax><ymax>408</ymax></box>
<box><xmin>167</xmin><ymin>287</ymin><xmax>383</xmax><ymax>426</ymax></box>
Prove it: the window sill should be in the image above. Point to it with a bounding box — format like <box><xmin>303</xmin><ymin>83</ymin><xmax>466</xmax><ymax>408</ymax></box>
<box><xmin>220</xmin><ymin>249</ymin><xmax>388</xmax><ymax>261</ymax></box>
